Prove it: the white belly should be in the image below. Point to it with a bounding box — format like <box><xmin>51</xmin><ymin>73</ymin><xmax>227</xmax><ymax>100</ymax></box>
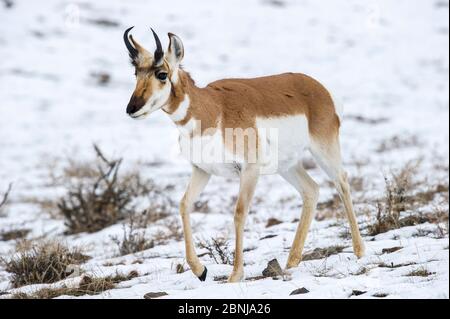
<box><xmin>178</xmin><ymin>115</ymin><xmax>310</xmax><ymax>177</ymax></box>
<box><xmin>179</xmin><ymin>126</ymin><xmax>241</xmax><ymax>178</ymax></box>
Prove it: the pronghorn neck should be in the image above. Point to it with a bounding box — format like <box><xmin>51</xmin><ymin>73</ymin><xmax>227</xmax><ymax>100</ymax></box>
<box><xmin>163</xmin><ymin>69</ymin><xmax>196</xmax><ymax>124</ymax></box>
<box><xmin>162</xmin><ymin>69</ymin><xmax>220</xmax><ymax>133</ymax></box>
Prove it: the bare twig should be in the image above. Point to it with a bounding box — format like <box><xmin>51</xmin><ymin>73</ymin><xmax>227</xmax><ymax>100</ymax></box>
<box><xmin>198</xmin><ymin>236</ymin><xmax>233</xmax><ymax>265</ymax></box>
<box><xmin>0</xmin><ymin>183</ymin><xmax>13</xmax><ymax>210</ymax></box>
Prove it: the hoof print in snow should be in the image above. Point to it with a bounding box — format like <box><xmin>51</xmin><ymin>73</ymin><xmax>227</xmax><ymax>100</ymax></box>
<box><xmin>262</xmin><ymin>259</ymin><xmax>283</xmax><ymax>278</ymax></box>
<box><xmin>144</xmin><ymin>292</ymin><xmax>168</xmax><ymax>299</ymax></box>
<box><xmin>290</xmin><ymin>287</ymin><xmax>309</xmax><ymax>295</ymax></box>
<box><xmin>351</xmin><ymin>290</ymin><xmax>367</xmax><ymax>296</ymax></box>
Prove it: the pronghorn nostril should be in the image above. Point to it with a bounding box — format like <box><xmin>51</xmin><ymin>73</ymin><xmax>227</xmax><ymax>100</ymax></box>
<box><xmin>126</xmin><ymin>104</ymin><xmax>136</xmax><ymax>115</ymax></box>
<box><xmin>126</xmin><ymin>104</ymin><xmax>136</xmax><ymax>114</ymax></box>
<box><xmin>126</xmin><ymin>96</ymin><xmax>146</xmax><ymax>114</ymax></box>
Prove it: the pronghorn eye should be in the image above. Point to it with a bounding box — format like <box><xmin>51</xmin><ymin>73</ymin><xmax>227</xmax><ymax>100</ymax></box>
<box><xmin>156</xmin><ymin>72</ymin><xmax>168</xmax><ymax>81</ymax></box>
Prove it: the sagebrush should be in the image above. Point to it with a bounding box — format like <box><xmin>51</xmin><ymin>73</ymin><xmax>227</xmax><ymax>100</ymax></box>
<box><xmin>2</xmin><ymin>242</ymin><xmax>90</xmax><ymax>288</ymax></box>
<box><xmin>57</xmin><ymin>145</ymin><xmax>174</xmax><ymax>234</ymax></box>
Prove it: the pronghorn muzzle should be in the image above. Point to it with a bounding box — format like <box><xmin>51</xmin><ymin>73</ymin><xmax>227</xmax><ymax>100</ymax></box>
<box><xmin>126</xmin><ymin>94</ymin><xmax>146</xmax><ymax>115</ymax></box>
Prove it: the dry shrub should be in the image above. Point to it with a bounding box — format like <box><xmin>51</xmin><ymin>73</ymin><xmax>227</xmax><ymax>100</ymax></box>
<box><xmin>10</xmin><ymin>271</ymin><xmax>138</xmax><ymax>299</ymax></box>
<box><xmin>198</xmin><ymin>235</ymin><xmax>233</xmax><ymax>265</ymax></box>
<box><xmin>57</xmin><ymin>145</ymin><xmax>174</xmax><ymax>234</ymax></box>
<box><xmin>0</xmin><ymin>228</ymin><xmax>30</xmax><ymax>241</ymax></box>
<box><xmin>316</xmin><ymin>174</ymin><xmax>365</xmax><ymax>221</ymax></box>
<box><xmin>316</xmin><ymin>194</ymin><xmax>342</xmax><ymax>221</ymax></box>
<box><xmin>111</xmin><ymin>213</ymin><xmax>154</xmax><ymax>256</ymax></box>
<box><xmin>112</xmin><ymin>215</ymin><xmax>183</xmax><ymax>256</ymax></box>
<box><xmin>349</xmin><ymin>176</ymin><xmax>365</xmax><ymax>193</ymax></box>
<box><xmin>0</xmin><ymin>183</ymin><xmax>12</xmax><ymax>216</ymax></box>
<box><xmin>153</xmin><ymin>218</ymin><xmax>184</xmax><ymax>244</ymax></box>
<box><xmin>367</xmin><ymin>161</ymin><xmax>417</xmax><ymax>235</ymax></box>
<box><xmin>376</xmin><ymin>135</ymin><xmax>422</xmax><ymax>153</ymax></box>
<box><xmin>193</xmin><ymin>200</ymin><xmax>210</xmax><ymax>213</ymax></box>
<box><xmin>175</xmin><ymin>263</ymin><xmax>185</xmax><ymax>274</ymax></box>
<box><xmin>2</xmin><ymin>242</ymin><xmax>90</xmax><ymax>288</ymax></box>
<box><xmin>406</xmin><ymin>267</ymin><xmax>435</xmax><ymax>277</ymax></box>
<box><xmin>368</xmin><ymin>160</ymin><xmax>449</xmax><ymax>236</ymax></box>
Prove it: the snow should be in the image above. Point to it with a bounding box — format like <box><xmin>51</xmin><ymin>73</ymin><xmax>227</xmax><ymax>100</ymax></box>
<box><xmin>0</xmin><ymin>0</ymin><xmax>448</xmax><ymax>299</ymax></box>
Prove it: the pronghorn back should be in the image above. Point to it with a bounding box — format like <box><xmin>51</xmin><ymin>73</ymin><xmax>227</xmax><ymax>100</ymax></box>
<box><xmin>202</xmin><ymin>72</ymin><xmax>341</xmax><ymax>141</ymax></box>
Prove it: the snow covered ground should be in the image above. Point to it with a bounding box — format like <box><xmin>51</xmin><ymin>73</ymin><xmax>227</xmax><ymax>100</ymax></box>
<box><xmin>0</xmin><ymin>0</ymin><xmax>448</xmax><ymax>299</ymax></box>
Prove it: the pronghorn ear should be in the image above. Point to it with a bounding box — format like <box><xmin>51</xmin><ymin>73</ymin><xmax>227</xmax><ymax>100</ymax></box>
<box><xmin>166</xmin><ymin>33</ymin><xmax>184</xmax><ymax>68</ymax></box>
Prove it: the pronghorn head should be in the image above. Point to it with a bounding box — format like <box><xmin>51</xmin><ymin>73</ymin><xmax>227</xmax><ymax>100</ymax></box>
<box><xmin>123</xmin><ymin>27</ymin><xmax>184</xmax><ymax>119</ymax></box>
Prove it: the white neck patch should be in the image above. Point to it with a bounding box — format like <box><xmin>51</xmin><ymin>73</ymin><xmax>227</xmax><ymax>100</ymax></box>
<box><xmin>168</xmin><ymin>94</ymin><xmax>190</xmax><ymax>122</ymax></box>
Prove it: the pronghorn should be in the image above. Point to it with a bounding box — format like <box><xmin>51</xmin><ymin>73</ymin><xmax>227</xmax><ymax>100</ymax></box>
<box><xmin>123</xmin><ymin>27</ymin><xmax>365</xmax><ymax>283</ymax></box>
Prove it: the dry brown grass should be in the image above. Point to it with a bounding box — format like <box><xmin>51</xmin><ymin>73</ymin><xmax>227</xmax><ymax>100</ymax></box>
<box><xmin>406</xmin><ymin>267</ymin><xmax>435</xmax><ymax>277</ymax></box>
<box><xmin>10</xmin><ymin>271</ymin><xmax>138</xmax><ymax>299</ymax></box>
<box><xmin>55</xmin><ymin>145</ymin><xmax>174</xmax><ymax>234</ymax></box>
<box><xmin>367</xmin><ymin>160</ymin><xmax>448</xmax><ymax>236</ymax></box>
<box><xmin>2</xmin><ymin>242</ymin><xmax>91</xmax><ymax>288</ymax></box>
<box><xmin>198</xmin><ymin>235</ymin><xmax>233</xmax><ymax>265</ymax></box>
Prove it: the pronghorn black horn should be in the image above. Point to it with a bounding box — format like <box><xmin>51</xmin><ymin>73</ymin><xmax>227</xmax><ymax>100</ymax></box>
<box><xmin>124</xmin><ymin>26</ymin><xmax>138</xmax><ymax>59</ymax></box>
<box><xmin>151</xmin><ymin>28</ymin><xmax>164</xmax><ymax>66</ymax></box>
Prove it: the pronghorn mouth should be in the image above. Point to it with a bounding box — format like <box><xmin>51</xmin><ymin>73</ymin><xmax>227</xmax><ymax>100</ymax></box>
<box><xmin>129</xmin><ymin>111</ymin><xmax>149</xmax><ymax>119</ymax></box>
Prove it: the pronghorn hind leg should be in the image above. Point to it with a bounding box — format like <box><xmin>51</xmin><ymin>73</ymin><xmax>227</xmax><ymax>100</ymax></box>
<box><xmin>180</xmin><ymin>165</ymin><xmax>211</xmax><ymax>280</ymax></box>
<box><xmin>310</xmin><ymin>138</ymin><xmax>365</xmax><ymax>258</ymax></box>
<box><xmin>280</xmin><ymin>162</ymin><xmax>320</xmax><ymax>269</ymax></box>
<box><xmin>228</xmin><ymin>164</ymin><xmax>259</xmax><ymax>283</ymax></box>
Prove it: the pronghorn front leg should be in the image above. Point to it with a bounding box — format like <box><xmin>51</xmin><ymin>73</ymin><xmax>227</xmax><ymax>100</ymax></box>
<box><xmin>180</xmin><ymin>165</ymin><xmax>211</xmax><ymax>281</ymax></box>
<box><xmin>228</xmin><ymin>164</ymin><xmax>259</xmax><ymax>283</ymax></box>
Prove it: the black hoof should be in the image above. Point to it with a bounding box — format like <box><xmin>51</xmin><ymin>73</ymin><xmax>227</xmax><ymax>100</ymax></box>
<box><xmin>198</xmin><ymin>267</ymin><xmax>207</xmax><ymax>281</ymax></box>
